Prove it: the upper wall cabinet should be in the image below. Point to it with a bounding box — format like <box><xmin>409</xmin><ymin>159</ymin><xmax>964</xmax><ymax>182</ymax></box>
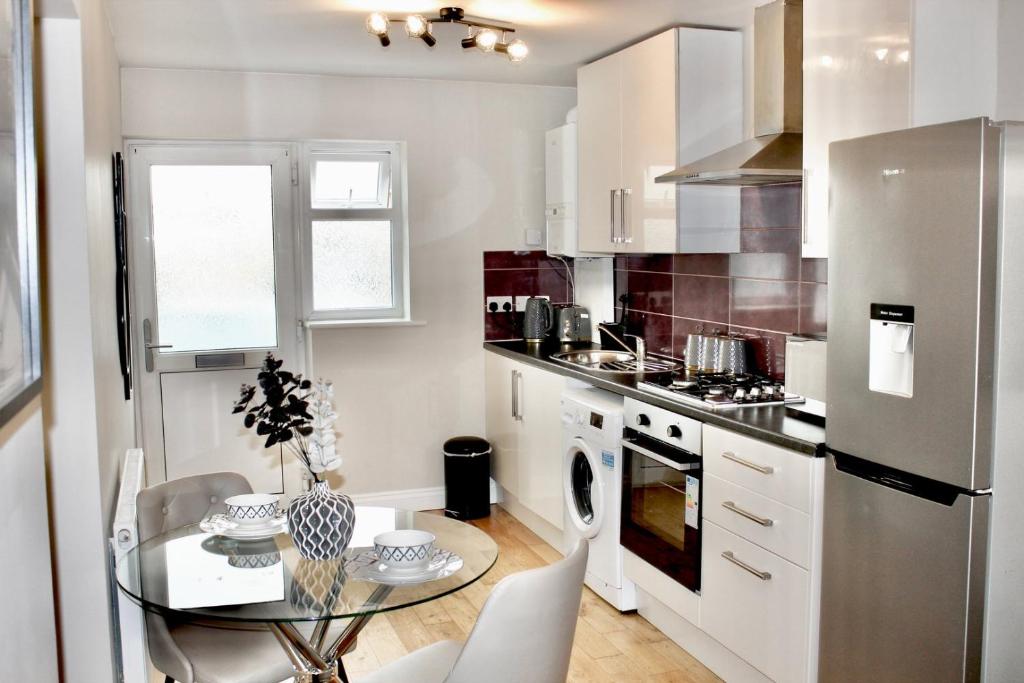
<box><xmin>578</xmin><ymin>28</ymin><xmax>743</xmax><ymax>254</ymax></box>
<box><xmin>803</xmin><ymin>0</ymin><xmax>1002</xmax><ymax>258</ymax></box>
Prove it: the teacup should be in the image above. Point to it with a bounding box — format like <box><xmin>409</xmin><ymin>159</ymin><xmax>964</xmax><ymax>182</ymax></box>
<box><xmin>225</xmin><ymin>493</ymin><xmax>280</xmax><ymax>527</ymax></box>
<box><xmin>373</xmin><ymin>530</ymin><xmax>436</xmax><ymax>571</ymax></box>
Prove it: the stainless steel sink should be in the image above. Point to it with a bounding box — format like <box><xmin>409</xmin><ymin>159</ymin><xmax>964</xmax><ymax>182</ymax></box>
<box><xmin>549</xmin><ymin>350</ymin><xmax>682</xmax><ymax>376</ymax></box>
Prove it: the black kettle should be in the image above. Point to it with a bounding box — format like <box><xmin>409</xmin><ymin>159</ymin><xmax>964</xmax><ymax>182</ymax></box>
<box><xmin>523</xmin><ymin>297</ymin><xmax>554</xmax><ymax>342</ymax></box>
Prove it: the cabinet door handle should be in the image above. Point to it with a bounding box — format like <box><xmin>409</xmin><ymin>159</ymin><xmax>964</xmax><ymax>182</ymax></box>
<box><xmin>722</xmin><ymin>501</ymin><xmax>774</xmax><ymax>527</ymax></box>
<box><xmin>511</xmin><ymin>370</ymin><xmax>523</xmax><ymax>421</ymax></box>
<box><xmin>621</xmin><ymin>188</ymin><xmax>632</xmax><ymax>244</ymax></box>
<box><xmin>721</xmin><ymin>551</ymin><xmax>772</xmax><ymax>581</ymax></box>
<box><xmin>721</xmin><ymin>451</ymin><xmax>774</xmax><ymax>475</ymax></box>
<box><xmin>610</xmin><ymin>189</ymin><xmax>620</xmax><ymax>243</ymax></box>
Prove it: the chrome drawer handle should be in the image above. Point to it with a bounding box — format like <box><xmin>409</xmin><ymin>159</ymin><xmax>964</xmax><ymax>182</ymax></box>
<box><xmin>721</xmin><ymin>451</ymin><xmax>774</xmax><ymax>475</ymax></box>
<box><xmin>722</xmin><ymin>501</ymin><xmax>774</xmax><ymax>527</ymax></box>
<box><xmin>721</xmin><ymin>551</ymin><xmax>772</xmax><ymax>581</ymax></box>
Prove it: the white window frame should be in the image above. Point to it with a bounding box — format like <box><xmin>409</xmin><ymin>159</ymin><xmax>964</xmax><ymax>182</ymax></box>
<box><xmin>299</xmin><ymin>141</ymin><xmax>409</xmax><ymax>323</ymax></box>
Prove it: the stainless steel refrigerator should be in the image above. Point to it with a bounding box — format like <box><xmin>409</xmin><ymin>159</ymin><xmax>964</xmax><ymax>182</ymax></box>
<box><xmin>820</xmin><ymin>117</ymin><xmax>1024</xmax><ymax>682</ymax></box>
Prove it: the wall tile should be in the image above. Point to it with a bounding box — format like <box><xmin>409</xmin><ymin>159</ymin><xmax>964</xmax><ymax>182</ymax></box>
<box><xmin>628</xmin><ymin>270</ymin><xmax>674</xmax><ymax>316</ymax></box>
<box><xmin>739</xmin><ymin>227</ymin><xmax>801</xmax><ymax>254</ymax></box>
<box><xmin>674</xmin><ymin>275</ymin><xmax>730</xmax><ymax>325</ymax></box>
<box><xmin>801</xmin><ymin>257</ymin><xmax>828</xmax><ymax>283</ymax></box>
<box><xmin>482</xmin><ymin>250</ymin><xmax>573</xmax><ymax>341</ymax></box>
<box><xmin>730</xmin><ymin>279</ymin><xmax>800</xmax><ymax>332</ymax></box>
<box><xmin>799</xmin><ymin>282</ymin><xmax>828</xmax><ymax>335</ymax></box>
<box><xmin>625</xmin><ymin>311</ymin><xmax>674</xmax><ymax>357</ymax></box>
<box><xmin>728</xmin><ymin>251</ymin><xmax>801</xmax><ymax>281</ymax></box>
<box><xmin>672</xmin><ymin>253</ymin><xmax>730</xmax><ymax>276</ymax></box>
<box><xmin>741</xmin><ymin>183</ymin><xmax>801</xmax><ymax>229</ymax></box>
<box><xmin>627</xmin><ymin>254</ymin><xmax>674</xmax><ymax>272</ymax></box>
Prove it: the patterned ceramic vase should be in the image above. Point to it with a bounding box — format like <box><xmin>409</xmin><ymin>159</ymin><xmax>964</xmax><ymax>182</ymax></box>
<box><xmin>287</xmin><ymin>481</ymin><xmax>356</xmax><ymax>560</ymax></box>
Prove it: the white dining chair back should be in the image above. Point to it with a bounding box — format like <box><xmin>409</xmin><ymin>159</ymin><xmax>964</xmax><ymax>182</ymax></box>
<box><xmin>447</xmin><ymin>539</ymin><xmax>588</xmax><ymax>683</ymax></box>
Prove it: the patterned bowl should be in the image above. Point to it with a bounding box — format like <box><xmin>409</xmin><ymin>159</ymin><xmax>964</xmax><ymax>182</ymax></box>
<box><xmin>373</xmin><ymin>530</ymin><xmax>436</xmax><ymax>571</ymax></box>
<box><xmin>225</xmin><ymin>493</ymin><xmax>280</xmax><ymax>527</ymax></box>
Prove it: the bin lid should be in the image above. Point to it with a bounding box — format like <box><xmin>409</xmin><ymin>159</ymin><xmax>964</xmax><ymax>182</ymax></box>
<box><xmin>444</xmin><ymin>436</ymin><xmax>491</xmax><ymax>457</ymax></box>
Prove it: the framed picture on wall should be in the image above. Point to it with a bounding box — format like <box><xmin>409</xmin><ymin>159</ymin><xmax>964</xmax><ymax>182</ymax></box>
<box><xmin>0</xmin><ymin>0</ymin><xmax>40</xmax><ymax>428</ymax></box>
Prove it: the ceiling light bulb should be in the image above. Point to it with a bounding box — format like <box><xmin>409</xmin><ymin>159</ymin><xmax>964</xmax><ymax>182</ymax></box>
<box><xmin>405</xmin><ymin>14</ymin><xmax>428</xmax><ymax>37</ymax></box>
<box><xmin>898</xmin><ymin>50</ymin><xmax>910</xmax><ymax>62</ymax></box>
<box><xmin>366</xmin><ymin>13</ymin><xmax>389</xmax><ymax>36</ymax></box>
<box><xmin>874</xmin><ymin>48</ymin><xmax>889</xmax><ymax>61</ymax></box>
<box><xmin>476</xmin><ymin>29</ymin><xmax>498</xmax><ymax>52</ymax></box>
<box><xmin>506</xmin><ymin>39</ymin><xmax>529</xmax><ymax>62</ymax></box>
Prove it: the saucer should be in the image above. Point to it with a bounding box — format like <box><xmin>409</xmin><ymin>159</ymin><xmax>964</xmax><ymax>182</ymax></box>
<box><xmin>345</xmin><ymin>548</ymin><xmax>464</xmax><ymax>585</ymax></box>
<box><xmin>200</xmin><ymin>513</ymin><xmax>288</xmax><ymax>540</ymax></box>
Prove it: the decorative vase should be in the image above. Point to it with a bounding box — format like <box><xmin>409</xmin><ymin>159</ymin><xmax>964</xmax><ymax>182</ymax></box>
<box><xmin>287</xmin><ymin>482</ymin><xmax>356</xmax><ymax>560</ymax></box>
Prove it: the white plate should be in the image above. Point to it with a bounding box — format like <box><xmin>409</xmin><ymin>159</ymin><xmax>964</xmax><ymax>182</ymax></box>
<box><xmin>200</xmin><ymin>513</ymin><xmax>288</xmax><ymax>540</ymax></box>
<box><xmin>346</xmin><ymin>548</ymin><xmax>464</xmax><ymax>585</ymax></box>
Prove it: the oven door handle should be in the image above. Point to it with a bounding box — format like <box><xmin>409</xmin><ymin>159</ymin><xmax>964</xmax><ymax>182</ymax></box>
<box><xmin>622</xmin><ymin>440</ymin><xmax>699</xmax><ymax>472</ymax></box>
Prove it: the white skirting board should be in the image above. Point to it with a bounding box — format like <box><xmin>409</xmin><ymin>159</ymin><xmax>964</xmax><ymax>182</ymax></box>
<box><xmin>349</xmin><ymin>478</ymin><xmax>502</xmax><ymax>512</ymax></box>
<box><xmin>496</xmin><ymin>488</ymin><xmax>565</xmax><ymax>552</ymax></box>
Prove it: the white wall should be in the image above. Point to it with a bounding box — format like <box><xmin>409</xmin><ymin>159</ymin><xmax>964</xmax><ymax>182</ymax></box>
<box><xmin>37</xmin><ymin>0</ymin><xmax>132</xmax><ymax>678</ymax></box>
<box><xmin>0</xmin><ymin>401</ymin><xmax>59</xmax><ymax>682</ymax></box>
<box><xmin>121</xmin><ymin>68</ymin><xmax>575</xmax><ymax>496</ymax></box>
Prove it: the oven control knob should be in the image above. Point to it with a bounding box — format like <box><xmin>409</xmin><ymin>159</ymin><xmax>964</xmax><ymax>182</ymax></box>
<box><xmin>666</xmin><ymin>424</ymin><xmax>683</xmax><ymax>439</ymax></box>
<box><xmin>635</xmin><ymin>414</ymin><xmax>651</xmax><ymax>427</ymax></box>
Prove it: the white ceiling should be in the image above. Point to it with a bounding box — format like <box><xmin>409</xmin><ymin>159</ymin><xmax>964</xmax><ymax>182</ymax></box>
<box><xmin>104</xmin><ymin>0</ymin><xmax>764</xmax><ymax>87</ymax></box>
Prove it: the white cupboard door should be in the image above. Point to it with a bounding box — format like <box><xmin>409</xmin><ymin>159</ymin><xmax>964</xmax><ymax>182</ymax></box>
<box><xmin>484</xmin><ymin>353</ymin><xmax>519</xmax><ymax>497</ymax></box>
<box><xmin>619</xmin><ymin>29</ymin><xmax>678</xmax><ymax>253</ymax></box>
<box><xmin>517</xmin><ymin>363</ymin><xmax>565</xmax><ymax>529</ymax></box>
<box><xmin>577</xmin><ymin>53</ymin><xmax>622</xmax><ymax>253</ymax></box>
<box><xmin>701</xmin><ymin>521</ymin><xmax>811</xmax><ymax>683</ymax></box>
<box><xmin>802</xmin><ymin>0</ymin><xmax>911</xmax><ymax>257</ymax></box>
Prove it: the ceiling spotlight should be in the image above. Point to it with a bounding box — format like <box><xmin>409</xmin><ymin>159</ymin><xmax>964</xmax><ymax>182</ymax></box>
<box><xmin>505</xmin><ymin>38</ymin><xmax>529</xmax><ymax>62</ymax></box>
<box><xmin>366</xmin><ymin>13</ymin><xmax>390</xmax><ymax>47</ymax></box>
<box><xmin>475</xmin><ymin>28</ymin><xmax>498</xmax><ymax>52</ymax></box>
<box><xmin>406</xmin><ymin>14</ymin><xmax>436</xmax><ymax>46</ymax></box>
<box><xmin>461</xmin><ymin>26</ymin><xmax>477</xmax><ymax>49</ymax></box>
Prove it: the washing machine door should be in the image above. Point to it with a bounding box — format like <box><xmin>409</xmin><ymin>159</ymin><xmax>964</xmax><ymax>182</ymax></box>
<box><xmin>564</xmin><ymin>437</ymin><xmax>605</xmax><ymax>539</ymax></box>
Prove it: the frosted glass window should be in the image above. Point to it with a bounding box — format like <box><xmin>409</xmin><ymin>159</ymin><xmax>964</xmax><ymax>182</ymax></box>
<box><xmin>311</xmin><ymin>157</ymin><xmax>390</xmax><ymax>208</ymax></box>
<box><xmin>311</xmin><ymin>221</ymin><xmax>393</xmax><ymax>310</ymax></box>
<box><xmin>151</xmin><ymin>165</ymin><xmax>278</xmax><ymax>352</ymax></box>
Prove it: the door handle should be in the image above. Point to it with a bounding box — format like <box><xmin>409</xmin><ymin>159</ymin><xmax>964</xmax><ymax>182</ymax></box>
<box><xmin>610</xmin><ymin>189</ymin><xmax>620</xmax><ymax>244</ymax></box>
<box><xmin>142</xmin><ymin>318</ymin><xmax>172</xmax><ymax>372</ymax></box>
<box><xmin>512</xmin><ymin>370</ymin><xmax>523</xmax><ymax>422</ymax></box>
<box><xmin>721</xmin><ymin>551</ymin><xmax>772</xmax><ymax>581</ymax></box>
<box><xmin>721</xmin><ymin>451</ymin><xmax>775</xmax><ymax>475</ymax></box>
<box><xmin>621</xmin><ymin>188</ymin><xmax>632</xmax><ymax>244</ymax></box>
<box><xmin>722</xmin><ymin>501</ymin><xmax>774</xmax><ymax>527</ymax></box>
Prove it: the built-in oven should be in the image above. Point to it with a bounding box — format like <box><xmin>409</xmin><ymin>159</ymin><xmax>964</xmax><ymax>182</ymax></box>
<box><xmin>620</xmin><ymin>398</ymin><xmax>703</xmax><ymax>593</ymax></box>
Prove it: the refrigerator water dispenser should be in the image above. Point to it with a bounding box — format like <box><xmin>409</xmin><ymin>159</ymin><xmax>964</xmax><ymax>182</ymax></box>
<box><xmin>869</xmin><ymin>304</ymin><xmax>915</xmax><ymax>397</ymax></box>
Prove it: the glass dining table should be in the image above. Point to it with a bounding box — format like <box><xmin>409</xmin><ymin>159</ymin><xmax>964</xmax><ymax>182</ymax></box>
<box><xmin>116</xmin><ymin>506</ymin><xmax>499</xmax><ymax>683</ymax></box>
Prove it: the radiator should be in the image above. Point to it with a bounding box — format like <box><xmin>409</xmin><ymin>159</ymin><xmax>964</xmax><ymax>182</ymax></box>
<box><xmin>109</xmin><ymin>448</ymin><xmax>148</xmax><ymax>683</ymax></box>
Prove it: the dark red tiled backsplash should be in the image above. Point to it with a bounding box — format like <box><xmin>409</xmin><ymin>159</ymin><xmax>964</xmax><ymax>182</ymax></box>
<box><xmin>482</xmin><ymin>251</ymin><xmax>574</xmax><ymax>341</ymax></box>
<box><xmin>617</xmin><ymin>185</ymin><xmax>827</xmax><ymax>381</ymax></box>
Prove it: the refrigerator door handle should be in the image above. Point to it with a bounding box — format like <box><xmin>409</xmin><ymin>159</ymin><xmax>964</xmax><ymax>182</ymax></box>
<box><xmin>829</xmin><ymin>449</ymin><xmax>972</xmax><ymax>505</ymax></box>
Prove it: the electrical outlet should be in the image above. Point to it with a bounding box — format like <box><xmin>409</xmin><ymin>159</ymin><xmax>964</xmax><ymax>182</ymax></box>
<box><xmin>485</xmin><ymin>296</ymin><xmax>514</xmax><ymax>313</ymax></box>
<box><xmin>515</xmin><ymin>295</ymin><xmax>547</xmax><ymax>312</ymax></box>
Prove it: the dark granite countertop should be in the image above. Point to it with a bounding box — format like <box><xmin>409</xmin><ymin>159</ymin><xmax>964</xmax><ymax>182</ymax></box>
<box><xmin>484</xmin><ymin>340</ymin><xmax>826</xmax><ymax>457</ymax></box>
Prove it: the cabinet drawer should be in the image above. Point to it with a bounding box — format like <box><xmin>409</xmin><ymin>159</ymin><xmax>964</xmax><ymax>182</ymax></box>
<box><xmin>703</xmin><ymin>426</ymin><xmax>813</xmax><ymax>512</ymax></box>
<box><xmin>703</xmin><ymin>473</ymin><xmax>812</xmax><ymax>568</ymax></box>
<box><xmin>701</xmin><ymin>521</ymin><xmax>810</xmax><ymax>683</ymax></box>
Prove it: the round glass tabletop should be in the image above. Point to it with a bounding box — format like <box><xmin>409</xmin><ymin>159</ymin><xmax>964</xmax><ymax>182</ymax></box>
<box><xmin>116</xmin><ymin>506</ymin><xmax>498</xmax><ymax>624</ymax></box>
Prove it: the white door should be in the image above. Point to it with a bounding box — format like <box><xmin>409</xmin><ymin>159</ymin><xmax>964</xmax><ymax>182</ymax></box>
<box><xmin>577</xmin><ymin>51</ymin><xmax>623</xmax><ymax>253</ymax></box>
<box><xmin>128</xmin><ymin>142</ymin><xmax>304</xmax><ymax>496</ymax></box>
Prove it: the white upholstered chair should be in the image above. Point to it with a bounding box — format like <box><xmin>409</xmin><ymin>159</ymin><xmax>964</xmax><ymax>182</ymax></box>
<box><xmin>136</xmin><ymin>472</ymin><xmax>299</xmax><ymax>683</ymax></box>
<box><xmin>357</xmin><ymin>540</ymin><xmax>589</xmax><ymax>683</ymax></box>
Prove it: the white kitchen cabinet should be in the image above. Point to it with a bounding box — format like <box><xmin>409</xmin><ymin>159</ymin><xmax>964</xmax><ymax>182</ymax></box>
<box><xmin>483</xmin><ymin>352</ymin><xmax>564</xmax><ymax>530</ymax></box>
<box><xmin>701</xmin><ymin>521</ymin><xmax>811</xmax><ymax>683</ymax></box>
<box><xmin>700</xmin><ymin>424</ymin><xmax>824</xmax><ymax>683</ymax></box>
<box><xmin>803</xmin><ymin>0</ymin><xmax>1004</xmax><ymax>258</ymax></box>
<box><xmin>577</xmin><ymin>28</ymin><xmax>742</xmax><ymax>254</ymax></box>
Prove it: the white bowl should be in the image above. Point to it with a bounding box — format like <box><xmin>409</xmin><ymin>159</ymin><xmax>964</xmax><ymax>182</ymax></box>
<box><xmin>225</xmin><ymin>493</ymin><xmax>280</xmax><ymax>527</ymax></box>
<box><xmin>373</xmin><ymin>530</ymin><xmax>436</xmax><ymax>571</ymax></box>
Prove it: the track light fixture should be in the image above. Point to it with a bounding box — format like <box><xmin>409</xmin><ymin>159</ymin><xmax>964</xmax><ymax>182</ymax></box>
<box><xmin>365</xmin><ymin>6</ymin><xmax>528</xmax><ymax>62</ymax></box>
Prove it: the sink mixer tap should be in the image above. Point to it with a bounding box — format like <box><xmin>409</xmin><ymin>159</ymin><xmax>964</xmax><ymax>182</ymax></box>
<box><xmin>597</xmin><ymin>323</ymin><xmax>647</xmax><ymax>366</ymax></box>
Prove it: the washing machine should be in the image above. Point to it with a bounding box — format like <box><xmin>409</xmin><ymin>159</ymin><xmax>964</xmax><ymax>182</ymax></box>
<box><xmin>561</xmin><ymin>386</ymin><xmax>637</xmax><ymax>611</ymax></box>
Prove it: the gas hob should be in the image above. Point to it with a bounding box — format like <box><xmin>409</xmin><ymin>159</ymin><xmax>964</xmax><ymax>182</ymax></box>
<box><xmin>638</xmin><ymin>372</ymin><xmax>805</xmax><ymax>411</ymax></box>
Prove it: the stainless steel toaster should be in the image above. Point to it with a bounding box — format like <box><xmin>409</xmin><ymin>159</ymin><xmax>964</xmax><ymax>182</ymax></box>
<box><xmin>554</xmin><ymin>305</ymin><xmax>591</xmax><ymax>343</ymax></box>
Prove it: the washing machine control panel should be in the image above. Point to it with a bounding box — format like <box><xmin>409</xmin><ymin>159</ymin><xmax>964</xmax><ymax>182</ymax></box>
<box><xmin>623</xmin><ymin>397</ymin><xmax>702</xmax><ymax>455</ymax></box>
<box><xmin>560</xmin><ymin>390</ymin><xmax>624</xmax><ymax>450</ymax></box>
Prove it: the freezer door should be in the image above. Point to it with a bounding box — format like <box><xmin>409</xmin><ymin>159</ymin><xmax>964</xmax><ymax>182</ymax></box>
<box><xmin>827</xmin><ymin>118</ymin><xmax>1000</xmax><ymax>489</ymax></box>
<box><xmin>819</xmin><ymin>453</ymin><xmax>989</xmax><ymax>683</ymax></box>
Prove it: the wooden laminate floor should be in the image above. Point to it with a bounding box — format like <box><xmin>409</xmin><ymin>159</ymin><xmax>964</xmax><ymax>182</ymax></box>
<box><xmin>344</xmin><ymin>506</ymin><xmax>721</xmax><ymax>683</ymax></box>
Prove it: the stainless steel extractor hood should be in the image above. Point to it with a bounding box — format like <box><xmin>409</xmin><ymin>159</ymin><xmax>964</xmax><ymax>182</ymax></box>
<box><xmin>657</xmin><ymin>0</ymin><xmax>803</xmax><ymax>186</ymax></box>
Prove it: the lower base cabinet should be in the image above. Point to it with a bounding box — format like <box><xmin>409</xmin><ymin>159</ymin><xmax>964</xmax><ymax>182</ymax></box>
<box><xmin>484</xmin><ymin>352</ymin><xmax>564</xmax><ymax>530</ymax></box>
<box><xmin>700</xmin><ymin>521</ymin><xmax>811</xmax><ymax>683</ymax></box>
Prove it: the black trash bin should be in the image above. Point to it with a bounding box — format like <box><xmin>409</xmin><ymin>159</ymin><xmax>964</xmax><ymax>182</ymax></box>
<box><xmin>443</xmin><ymin>436</ymin><xmax>492</xmax><ymax>520</ymax></box>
